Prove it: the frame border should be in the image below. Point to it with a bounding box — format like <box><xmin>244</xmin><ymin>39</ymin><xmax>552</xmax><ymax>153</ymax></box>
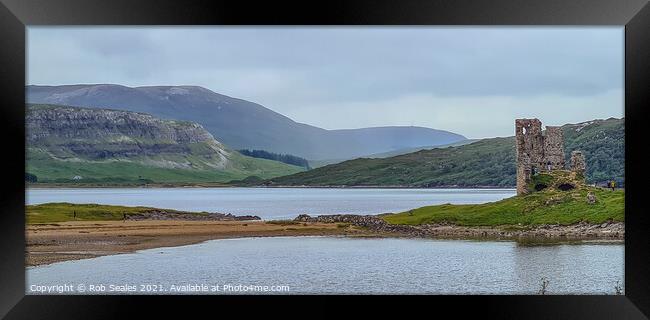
<box><xmin>1</xmin><ymin>0</ymin><xmax>648</xmax><ymax>318</ymax></box>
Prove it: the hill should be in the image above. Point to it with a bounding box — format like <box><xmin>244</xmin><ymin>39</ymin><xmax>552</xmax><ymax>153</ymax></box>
<box><xmin>266</xmin><ymin>118</ymin><xmax>624</xmax><ymax>187</ymax></box>
<box><xmin>26</xmin><ymin>104</ymin><xmax>304</xmax><ymax>184</ymax></box>
<box><xmin>307</xmin><ymin>139</ymin><xmax>479</xmax><ymax>168</ymax></box>
<box><xmin>27</xmin><ymin>84</ymin><xmax>466</xmax><ymax>160</ymax></box>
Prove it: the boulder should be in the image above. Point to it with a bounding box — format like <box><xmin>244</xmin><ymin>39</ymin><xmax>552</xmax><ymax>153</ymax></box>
<box><xmin>586</xmin><ymin>192</ymin><xmax>597</xmax><ymax>204</ymax></box>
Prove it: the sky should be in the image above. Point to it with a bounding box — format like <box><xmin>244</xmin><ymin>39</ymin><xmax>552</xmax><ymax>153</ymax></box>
<box><xmin>27</xmin><ymin>27</ymin><xmax>624</xmax><ymax>139</ymax></box>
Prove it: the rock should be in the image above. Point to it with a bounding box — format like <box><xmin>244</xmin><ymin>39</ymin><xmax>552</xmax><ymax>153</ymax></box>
<box><xmin>294</xmin><ymin>214</ymin><xmax>312</xmax><ymax>221</ymax></box>
<box><xmin>294</xmin><ymin>214</ymin><xmax>624</xmax><ymax>240</ymax></box>
<box><xmin>544</xmin><ymin>197</ymin><xmax>562</xmax><ymax>205</ymax></box>
<box><xmin>293</xmin><ymin>214</ymin><xmax>426</xmax><ymax>236</ymax></box>
<box><xmin>126</xmin><ymin>210</ymin><xmax>260</xmax><ymax>221</ymax></box>
<box><xmin>586</xmin><ymin>192</ymin><xmax>597</xmax><ymax>204</ymax></box>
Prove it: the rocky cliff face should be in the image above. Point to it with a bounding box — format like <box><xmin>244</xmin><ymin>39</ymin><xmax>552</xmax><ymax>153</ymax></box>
<box><xmin>27</xmin><ymin>104</ymin><xmax>230</xmax><ymax>169</ymax></box>
<box><xmin>28</xmin><ymin>105</ymin><xmax>216</xmax><ymax>144</ymax></box>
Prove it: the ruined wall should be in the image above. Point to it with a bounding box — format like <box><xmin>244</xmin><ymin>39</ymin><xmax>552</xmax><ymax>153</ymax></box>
<box><xmin>570</xmin><ymin>151</ymin><xmax>586</xmax><ymax>178</ymax></box>
<box><xmin>515</xmin><ymin>119</ymin><xmax>545</xmax><ymax>165</ymax></box>
<box><xmin>542</xmin><ymin>126</ymin><xmax>565</xmax><ymax>171</ymax></box>
<box><xmin>515</xmin><ymin>119</ymin><xmax>543</xmax><ymax>195</ymax></box>
<box><xmin>515</xmin><ymin>119</ymin><xmax>567</xmax><ymax>195</ymax></box>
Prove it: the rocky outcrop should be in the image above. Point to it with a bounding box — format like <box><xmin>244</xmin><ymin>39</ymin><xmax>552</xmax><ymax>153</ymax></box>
<box><xmin>295</xmin><ymin>214</ymin><xmax>386</xmax><ymax>228</ymax></box>
<box><xmin>127</xmin><ymin>210</ymin><xmax>260</xmax><ymax>221</ymax></box>
<box><xmin>295</xmin><ymin>214</ymin><xmax>428</xmax><ymax>236</ymax></box>
<box><xmin>27</xmin><ymin>105</ymin><xmax>216</xmax><ymax>145</ymax></box>
<box><xmin>294</xmin><ymin>214</ymin><xmax>624</xmax><ymax>240</ymax></box>
<box><xmin>27</xmin><ymin>104</ymin><xmax>230</xmax><ymax>169</ymax></box>
<box><xmin>417</xmin><ymin>221</ymin><xmax>623</xmax><ymax>240</ymax></box>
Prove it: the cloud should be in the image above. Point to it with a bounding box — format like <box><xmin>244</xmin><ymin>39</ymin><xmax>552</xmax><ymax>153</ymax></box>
<box><xmin>286</xmin><ymin>89</ymin><xmax>624</xmax><ymax>138</ymax></box>
<box><xmin>27</xmin><ymin>26</ymin><xmax>624</xmax><ymax>137</ymax></box>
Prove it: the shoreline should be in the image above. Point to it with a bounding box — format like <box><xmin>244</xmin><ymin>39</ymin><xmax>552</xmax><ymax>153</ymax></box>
<box><xmin>27</xmin><ymin>183</ymin><xmax>620</xmax><ymax>190</ymax></box>
<box><xmin>26</xmin><ymin>183</ymin><xmax>517</xmax><ymax>190</ymax></box>
<box><xmin>26</xmin><ymin>219</ymin><xmax>624</xmax><ymax>267</ymax></box>
<box><xmin>26</xmin><ymin>220</ymin><xmax>373</xmax><ymax>267</ymax></box>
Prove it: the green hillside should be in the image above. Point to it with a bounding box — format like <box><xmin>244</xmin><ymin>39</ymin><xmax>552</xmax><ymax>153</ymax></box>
<box><xmin>27</xmin><ymin>149</ymin><xmax>303</xmax><ymax>185</ymax></box>
<box><xmin>363</xmin><ymin>139</ymin><xmax>480</xmax><ymax>159</ymax></box>
<box><xmin>307</xmin><ymin>139</ymin><xmax>479</xmax><ymax>168</ymax></box>
<box><xmin>266</xmin><ymin>118</ymin><xmax>624</xmax><ymax>187</ymax></box>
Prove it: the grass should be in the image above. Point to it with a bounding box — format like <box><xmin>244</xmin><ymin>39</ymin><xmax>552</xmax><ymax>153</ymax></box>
<box><xmin>25</xmin><ymin>202</ymin><xmax>206</xmax><ymax>224</ymax></box>
<box><xmin>383</xmin><ymin>186</ymin><xmax>624</xmax><ymax>226</ymax></box>
<box><xmin>27</xmin><ymin>148</ymin><xmax>304</xmax><ymax>185</ymax></box>
<box><xmin>265</xmin><ymin>220</ymin><xmax>300</xmax><ymax>225</ymax></box>
<box><xmin>28</xmin><ymin>158</ymin><xmax>243</xmax><ymax>184</ymax></box>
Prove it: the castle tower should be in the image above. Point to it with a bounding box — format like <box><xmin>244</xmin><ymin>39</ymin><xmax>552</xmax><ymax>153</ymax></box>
<box><xmin>515</xmin><ymin>119</ymin><xmax>544</xmax><ymax>195</ymax></box>
<box><xmin>515</xmin><ymin>119</ymin><xmax>566</xmax><ymax>195</ymax></box>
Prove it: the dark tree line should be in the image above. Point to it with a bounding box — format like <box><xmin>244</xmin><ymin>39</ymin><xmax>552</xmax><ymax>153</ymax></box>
<box><xmin>238</xmin><ymin>149</ymin><xmax>311</xmax><ymax>169</ymax></box>
<box><xmin>25</xmin><ymin>172</ymin><xmax>38</xmax><ymax>183</ymax></box>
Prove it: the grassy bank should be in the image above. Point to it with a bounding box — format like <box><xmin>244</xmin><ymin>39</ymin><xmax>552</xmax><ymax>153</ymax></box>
<box><xmin>27</xmin><ymin>182</ymin><xmax>233</xmax><ymax>188</ymax></box>
<box><xmin>26</xmin><ymin>203</ymin><xmax>209</xmax><ymax>224</ymax></box>
<box><xmin>27</xmin><ymin>149</ymin><xmax>304</xmax><ymax>185</ymax></box>
<box><xmin>383</xmin><ymin>187</ymin><xmax>624</xmax><ymax>226</ymax></box>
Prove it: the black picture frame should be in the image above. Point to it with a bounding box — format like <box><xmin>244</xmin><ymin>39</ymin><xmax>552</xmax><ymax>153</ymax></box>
<box><xmin>1</xmin><ymin>0</ymin><xmax>648</xmax><ymax>318</ymax></box>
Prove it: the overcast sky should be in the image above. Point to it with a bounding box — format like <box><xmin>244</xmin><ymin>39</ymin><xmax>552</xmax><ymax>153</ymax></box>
<box><xmin>27</xmin><ymin>27</ymin><xmax>623</xmax><ymax>138</ymax></box>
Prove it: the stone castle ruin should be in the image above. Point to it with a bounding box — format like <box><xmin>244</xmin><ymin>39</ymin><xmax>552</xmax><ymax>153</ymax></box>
<box><xmin>515</xmin><ymin>119</ymin><xmax>586</xmax><ymax>195</ymax></box>
<box><xmin>570</xmin><ymin>151</ymin><xmax>586</xmax><ymax>177</ymax></box>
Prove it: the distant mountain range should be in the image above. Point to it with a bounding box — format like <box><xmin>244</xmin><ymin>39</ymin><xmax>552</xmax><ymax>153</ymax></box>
<box><xmin>26</xmin><ymin>84</ymin><xmax>466</xmax><ymax>160</ymax></box>
<box><xmin>265</xmin><ymin>118</ymin><xmax>624</xmax><ymax>187</ymax></box>
<box><xmin>26</xmin><ymin>104</ymin><xmax>304</xmax><ymax>184</ymax></box>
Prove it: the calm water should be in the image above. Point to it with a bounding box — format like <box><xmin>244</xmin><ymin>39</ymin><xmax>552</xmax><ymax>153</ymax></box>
<box><xmin>27</xmin><ymin>237</ymin><xmax>624</xmax><ymax>295</ymax></box>
<box><xmin>26</xmin><ymin>187</ymin><xmax>515</xmax><ymax>220</ymax></box>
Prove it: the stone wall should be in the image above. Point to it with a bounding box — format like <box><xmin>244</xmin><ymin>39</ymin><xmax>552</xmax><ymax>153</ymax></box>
<box><xmin>542</xmin><ymin>126</ymin><xmax>565</xmax><ymax>170</ymax></box>
<box><xmin>570</xmin><ymin>151</ymin><xmax>586</xmax><ymax>177</ymax></box>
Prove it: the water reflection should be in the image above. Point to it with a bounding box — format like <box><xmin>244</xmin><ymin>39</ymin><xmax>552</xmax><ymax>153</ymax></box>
<box><xmin>27</xmin><ymin>237</ymin><xmax>623</xmax><ymax>295</ymax></box>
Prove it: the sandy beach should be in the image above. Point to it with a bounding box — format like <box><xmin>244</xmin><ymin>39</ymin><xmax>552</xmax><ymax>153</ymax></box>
<box><xmin>26</xmin><ymin>220</ymin><xmax>371</xmax><ymax>267</ymax></box>
<box><xmin>26</xmin><ymin>217</ymin><xmax>624</xmax><ymax>267</ymax></box>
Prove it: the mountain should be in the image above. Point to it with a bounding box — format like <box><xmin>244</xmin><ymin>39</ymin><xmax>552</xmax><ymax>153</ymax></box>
<box><xmin>265</xmin><ymin>118</ymin><xmax>624</xmax><ymax>187</ymax></box>
<box><xmin>26</xmin><ymin>84</ymin><xmax>466</xmax><ymax>160</ymax></box>
<box><xmin>26</xmin><ymin>104</ymin><xmax>304</xmax><ymax>184</ymax></box>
